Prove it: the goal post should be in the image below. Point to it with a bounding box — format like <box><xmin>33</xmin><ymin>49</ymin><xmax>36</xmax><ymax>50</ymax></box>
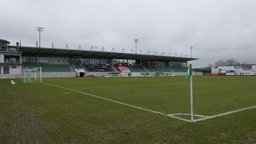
<box><xmin>23</xmin><ymin>67</ymin><xmax>42</xmax><ymax>83</ymax></box>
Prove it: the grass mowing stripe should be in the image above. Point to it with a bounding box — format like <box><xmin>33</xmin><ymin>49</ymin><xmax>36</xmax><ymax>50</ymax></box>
<box><xmin>43</xmin><ymin>82</ymin><xmax>193</xmax><ymax>122</ymax></box>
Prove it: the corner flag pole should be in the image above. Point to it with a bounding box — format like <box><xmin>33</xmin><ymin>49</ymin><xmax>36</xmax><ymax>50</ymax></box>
<box><xmin>190</xmin><ymin>66</ymin><xmax>194</xmax><ymax>122</ymax></box>
<box><xmin>186</xmin><ymin>64</ymin><xmax>194</xmax><ymax>122</ymax></box>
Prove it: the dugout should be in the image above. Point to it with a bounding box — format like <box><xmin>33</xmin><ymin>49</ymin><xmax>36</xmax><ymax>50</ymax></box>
<box><xmin>78</xmin><ymin>72</ymin><xmax>85</xmax><ymax>77</ymax></box>
<box><xmin>75</xmin><ymin>68</ymin><xmax>85</xmax><ymax>77</ymax></box>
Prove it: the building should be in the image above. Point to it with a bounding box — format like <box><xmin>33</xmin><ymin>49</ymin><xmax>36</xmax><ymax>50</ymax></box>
<box><xmin>0</xmin><ymin>39</ymin><xmax>22</xmax><ymax>78</ymax></box>
<box><xmin>211</xmin><ymin>65</ymin><xmax>256</xmax><ymax>76</ymax></box>
<box><xmin>0</xmin><ymin>39</ymin><xmax>198</xmax><ymax>79</ymax></box>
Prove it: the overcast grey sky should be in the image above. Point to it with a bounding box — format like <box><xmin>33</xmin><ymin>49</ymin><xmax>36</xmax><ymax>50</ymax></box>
<box><xmin>1</xmin><ymin>0</ymin><xmax>256</xmax><ymax>67</ymax></box>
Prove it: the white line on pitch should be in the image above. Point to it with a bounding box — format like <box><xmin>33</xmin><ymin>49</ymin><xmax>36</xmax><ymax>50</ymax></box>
<box><xmin>43</xmin><ymin>82</ymin><xmax>256</xmax><ymax>123</ymax></box>
<box><xmin>193</xmin><ymin>105</ymin><xmax>256</xmax><ymax>122</ymax></box>
<box><xmin>43</xmin><ymin>82</ymin><xmax>191</xmax><ymax>122</ymax></box>
<box><xmin>168</xmin><ymin>113</ymin><xmax>208</xmax><ymax>118</ymax></box>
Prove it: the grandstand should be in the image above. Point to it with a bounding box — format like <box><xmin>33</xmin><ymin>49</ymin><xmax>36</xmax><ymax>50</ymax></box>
<box><xmin>128</xmin><ymin>65</ymin><xmax>148</xmax><ymax>72</ymax></box>
<box><xmin>0</xmin><ymin>39</ymin><xmax>198</xmax><ymax>78</ymax></box>
<box><xmin>24</xmin><ymin>64</ymin><xmax>71</xmax><ymax>72</ymax></box>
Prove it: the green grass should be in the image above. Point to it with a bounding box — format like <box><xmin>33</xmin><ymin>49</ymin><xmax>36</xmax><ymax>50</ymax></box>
<box><xmin>0</xmin><ymin>76</ymin><xmax>255</xmax><ymax>143</ymax></box>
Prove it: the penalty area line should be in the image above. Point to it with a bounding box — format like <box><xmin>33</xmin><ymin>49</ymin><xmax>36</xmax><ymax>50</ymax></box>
<box><xmin>43</xmin><ymin>82</ymin><xmax>191</xmax><ymax>122</ymax></box>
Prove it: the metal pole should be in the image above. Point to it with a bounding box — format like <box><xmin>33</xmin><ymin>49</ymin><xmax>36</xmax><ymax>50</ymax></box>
<box><xmin>39</xmin><ymin>30</ymin><xmax>41</xmax><ymax>47</ymax></box>
<box><xmin>190</xmin><ymin>75</ymin><xmax>194</xmax><ymax>122</ymax></box>
<box><xmin>190</xmin><ymin>46</ymin><xmax>193</xmax><ymax>58</ymax></box>
<box><xmin>134</xmin><ymin>39</ymin><xmax>139</xmax><ymax>54</ymax></box>
<box><xmin>37</xmin><ymin>27</ymin><xmax>44</xmax><ymax>47</ymax></box>
<box><xmin>189</xmin><ymin>64</ymin><xmax>194</xmax><ymax>122</ymax></box>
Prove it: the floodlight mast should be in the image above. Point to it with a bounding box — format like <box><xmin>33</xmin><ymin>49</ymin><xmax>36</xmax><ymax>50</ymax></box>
<box><xmin>134</xmin><ymin>39</ymin><xmax>139</xmax><ymax>54</ymax></box>
<box><xmin>190</xmin><ymin>46</ymin><xmax>193</xmax><ymax>58</ymax></box>
<box><xmin>37</xmin><ymin>27</ymin><xmax>44</xmax><ymax>47</ymax></box>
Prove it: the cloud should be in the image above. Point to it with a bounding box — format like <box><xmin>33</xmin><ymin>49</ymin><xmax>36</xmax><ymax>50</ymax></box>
<box><xmin>1</xmin><ymin>0</ymin><xmax>256</xmax><ymax>67</ymax></box>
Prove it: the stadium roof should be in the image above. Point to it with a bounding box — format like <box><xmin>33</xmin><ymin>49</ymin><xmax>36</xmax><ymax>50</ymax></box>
<box><xmin>0</xmin><ymin>39</ymin><xmax>10</xmax><ymax>44</ymax></box>
<box><xmin>16</xmin><ymin>46</ymin><xmax>198</xmax><ymax>62</ymax></box>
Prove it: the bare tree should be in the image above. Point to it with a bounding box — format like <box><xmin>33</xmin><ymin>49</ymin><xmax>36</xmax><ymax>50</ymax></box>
<box><xmin>211</xmin><ymin>58</ymin><xmax>241</xmax><ymax>66</ymax></box>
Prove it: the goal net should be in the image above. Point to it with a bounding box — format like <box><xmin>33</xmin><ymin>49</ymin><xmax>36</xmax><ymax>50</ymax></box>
<box><xmin>23</xmin><ymin>67</ymin><xmax>42</xmax><ymax>83</ymax></box>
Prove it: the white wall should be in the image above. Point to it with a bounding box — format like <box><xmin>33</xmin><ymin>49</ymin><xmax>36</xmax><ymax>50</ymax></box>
<box><xmin>0</xmin><ymin>54</ymin><xmax>4</xmax><ymax>63</ymax></box>
<box><xmin>10</xmin><ymin>65</ymin><xmax>22</xmax><ymax>74</ymax></box>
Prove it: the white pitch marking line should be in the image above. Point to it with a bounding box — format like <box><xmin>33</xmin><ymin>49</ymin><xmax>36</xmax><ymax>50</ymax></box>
<box><xmin>43</xmin><ymin>82</ymin><xmax>256</xmax><ymax>123</ymax></box>
<box><xmin>193</xmin><ymin>105</ymin><xmax>256</xmax><ymax>122</ymax></box>
<box><xmin>168</xmin><ymin>113</ymin><xmax>208</xmax><ymax>118</ymax></box>
<box><xmin>43</xmin><ymin>82</ymin><xmax>191</xmax><ymax>122</ymax></box>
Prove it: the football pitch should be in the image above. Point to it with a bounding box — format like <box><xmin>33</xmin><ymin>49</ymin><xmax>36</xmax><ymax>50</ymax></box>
<box><xmin>0</xmin><ymin>76</ymin><xmax>255</xmax><ymax>143</ymax></box>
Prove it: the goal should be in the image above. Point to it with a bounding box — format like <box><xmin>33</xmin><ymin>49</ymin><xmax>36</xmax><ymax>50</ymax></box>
<box><xmin>23</xmin><ymin>67</ymin><xmax>42</xmax><ymax>83</ymax></box>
